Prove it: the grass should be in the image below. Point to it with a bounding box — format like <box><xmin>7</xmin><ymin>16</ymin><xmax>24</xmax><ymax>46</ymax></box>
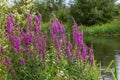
<box><xmin>41</xmin><ymin>22</ymin><xmax>120</xmax><ymax>37</ymax></box>
<box><xmin>83</xmin><ymin>23</ymin><xmax>120</xmax><ymax>36</ymax></box>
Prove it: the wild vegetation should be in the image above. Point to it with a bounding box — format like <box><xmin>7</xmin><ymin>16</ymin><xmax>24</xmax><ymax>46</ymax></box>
<box><xmin>0</xmin><ymin>0</ymin><xmax>120</xmax><ymax>80</ymax></box>
<box><xmin>0</xmin><ymin>13</ymin><xmax>100</xmax><ymax>79</ymax></box>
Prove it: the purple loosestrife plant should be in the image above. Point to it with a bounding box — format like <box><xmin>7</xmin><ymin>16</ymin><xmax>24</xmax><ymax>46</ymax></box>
<box><xmin>38</xmin><ymin>12</ymin><xmax>42</xmax><ymax>23</ymax></box>
<box><xmin>56</xmin><ymin>39</ymin><xmax>61</xmax><ymax>49</ymax></box>
<box><xmin>27</xmin><ymin>12</ymin><xmax>32</xmax><ymax>27</ymax></box>
<box><xmin>2</xmin><ymin>13</ymin><xmax>98</xmax><ymax>79</ymax></box>
<box><xmin>34</xmin><ymin>15</ymin><xmax>41</xmax><ymax>35</ymax></box>
<box><xmin>50</xmin><ymin>18</ymin><xmax>67</xmax><ymax>48</ymax></box>
<box><xmin>50</xmin><ymin>21</ymin><xmax>54</xmax><ymax>42</ymax></box>
<box><xmin>73</xmin><ymin>22</ymin><xmax>83</xmax><ymax>47</ymax></box>
<box><xmin>6</xmin><ymin>14</ymin><xmax>15</xmax><ymax>34</ymax></box>
<box><xmin>82</xmin><ymin>44</ymin><xmax>88</xmax><ymax>60</ymax></box>
<box><xmin>65</xmin><ymin>43</ymin><xmax>72</xmax><ymax>60</ymax></box>
<box><xmin>11</xmin><ymin>36</ymin><xmax>21</xmax><ymax>53</ymax></box>
<box><xmin>21</xmin><ymin>28</ymin><xmax>33</xmax><ymax>46</ymax></box>
<box><xmin>89</xmin><ymin>47</ymin><xmax>94</xmax><ymax>65</ymax></box>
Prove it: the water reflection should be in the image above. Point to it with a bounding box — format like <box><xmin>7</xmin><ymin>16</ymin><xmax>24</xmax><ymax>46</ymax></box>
<box><xmin>84</xmin><ymin>36</ymin><xmax>120</xmax><ymax>79</ymax></box>
<box><xmin>84</xmin><ymin>36</ymin><xmax>120</xmax><ymax>66</ymax></box>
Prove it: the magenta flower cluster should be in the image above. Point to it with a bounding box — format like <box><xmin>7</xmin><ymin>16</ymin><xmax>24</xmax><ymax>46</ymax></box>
<box><xmin>0</xmin><ymin>13</ymin><xmax>94</xmax><ymax>77</ymax></box>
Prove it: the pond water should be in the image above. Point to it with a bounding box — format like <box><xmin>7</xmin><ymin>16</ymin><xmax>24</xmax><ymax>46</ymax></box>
<box><xmin>84</xmin><ymin>36</ymin><xmax>120</xmax><ymax>80</ymax></box>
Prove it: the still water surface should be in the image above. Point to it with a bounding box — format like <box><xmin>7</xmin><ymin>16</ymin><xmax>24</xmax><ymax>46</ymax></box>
<box><xmin>84</xmin><ymin>36</ymin><xmax>120</xmax><ymax>79</ymax></box>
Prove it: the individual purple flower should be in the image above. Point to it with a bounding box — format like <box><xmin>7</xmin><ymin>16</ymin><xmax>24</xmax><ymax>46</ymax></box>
<box><xmin>4</xmin><ymin>56</ymin><xmax>11</xmax><ymax>67</ymax></box>
<box><xmin>11</xmin><ymin>36</ymin><xmax>21</xmax><ymax>52</ymax></box>
<box><xmin>27</xmin><ymin>12</ymin><xmax>32</xmax><ymax>27</ymax></box>
<box><xmin>20</xmin><ymin>58</ymin><xmax>25</xmax><ymax>66</ymax></box>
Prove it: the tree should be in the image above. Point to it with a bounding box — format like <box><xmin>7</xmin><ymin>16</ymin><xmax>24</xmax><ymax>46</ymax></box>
<box><xmin>70</xmin><ymin>0</ymin><xmax>117</xmax><ymax>25</ymax></box>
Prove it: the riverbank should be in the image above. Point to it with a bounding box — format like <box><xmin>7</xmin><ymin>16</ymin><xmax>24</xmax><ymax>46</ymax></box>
<box><xmin>41</xmin><ymin>22</ymin><xmax>120</xmax><ymax>37</ymax></box>
<box><xmin>83</xmin><ymin>23</ymin><xmax>120</xmax><ymax>37</ymax></box>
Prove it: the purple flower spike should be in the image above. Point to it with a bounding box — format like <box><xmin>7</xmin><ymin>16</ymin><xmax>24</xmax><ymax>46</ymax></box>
<box><xmin>34</xmin><ymin>25</ymin><xmax>40</xmax><ymax>35</ymax></box>
<box><xmin>50</xmin><ymin>21</ymin><xmax>54</xmax><ymax>40</ymax></box>
<box><xmin>6</xmin><ymin>18</ymin><xmax>12</xmax><ymax>34</ymax></box>
<box><xmin>38</xmin><ymin>12</ymin><xmax>42</xmax><ymax>22</ymax></box>
<box><xmin>21</xmin><ymin>28</ymin><xmax>33</xmax><ymax>46</ymax></box>
<box><xmin>89</xmin><ymin>47</ymin><xmax>94</xmax><ymax>66</ymax></box>
<box><xmin>6</xmin><ymin>14</ymin><xmax>15</xmax><ymax>34</ymax></box>
<box><xmin>11</xmin><ymin>36</ymin><xmax>21</xmax><ymax>52</ymax></box>
<box><xmin>4</xmin><ymin>56</ymin><xmax>11</xmax><ymax>67</ymax></box>
<box><xmin>9</xmin><ymin>14</ymin><xmax>15</xmax><ymax>25</ymax></box>
<box><xmin>82</xmin><ymin>44</ymin><xmax>87</xmax><ymax>60</ymax></box>
<box><xmin>27</xmin><ymin>12</ymin><xmax>32</xmax><ymax>27</ymax></box>
<box><xmin>20</xmin><ymin>58</ymin><xmax>25</xmax><ymax>66</ymax></box>
<box><xmin>89</xmin><ymin>47</ymin><xmax>93</xmax><ymax>60</ymax></box>
<box><xmin>34</xmin><ymin>16</ymin><xmax>40</xmax><ymax>25</ymax></box>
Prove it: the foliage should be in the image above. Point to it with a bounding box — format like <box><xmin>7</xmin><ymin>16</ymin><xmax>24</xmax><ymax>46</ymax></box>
<box><xmin>104</xmin><ymin>60</ymin><xmax>118</xmax><ymax>80</ymax></box>
<box><xmin>83</xmin><ymin>23</ymin><xmax>120</xmax><ymax>36</ymax></box>
<box><xmin>70</xmin><ymin>0</ymin><xmax>117</xmax><ymax>25</ymax></box>
<box><xmin>0</xmin><ymin>13</ymin><xmax>100</xmax><ymax>80</ymax></box>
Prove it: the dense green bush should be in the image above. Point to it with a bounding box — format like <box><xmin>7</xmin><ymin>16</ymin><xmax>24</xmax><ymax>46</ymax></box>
<box><xmin>70</xmin><ymin>0</ymin><xmax>117</xmax><ymax>25</ymax></box>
